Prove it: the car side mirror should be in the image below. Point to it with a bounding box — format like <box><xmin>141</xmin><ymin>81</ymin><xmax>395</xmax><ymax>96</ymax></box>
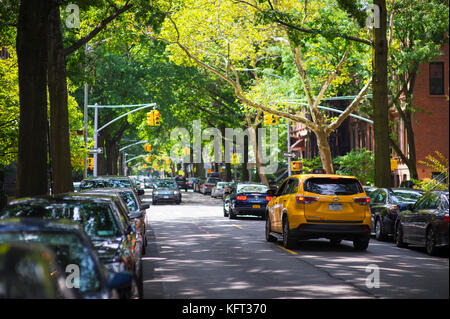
<box><xmin>138</xmin><ymin>189</ymin><xmax>144</xmax><ymax>196</ymax></box>
<box><xmin>107</xmin><ymin>272</ymin><xmax>133</xmax><ymax>290</ymax></box>
<box><xmin>129</xmin><ymin>211</ymin><xmax>143</xmax><ymax>219</ymax></box>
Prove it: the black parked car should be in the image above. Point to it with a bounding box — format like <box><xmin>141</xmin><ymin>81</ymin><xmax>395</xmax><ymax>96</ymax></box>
<box><xmin>0</xmin><ymin>193</ymin><xmax>143</xmax><ymax>298</ymax></box>
<box><xmin>0</xmin><ymin>242</ymin><xmax>76</xmax><ymax>299</ymax></box>
<box><xmin>78</xmin><ymin>188</ymin><xmax>149</xmax><ymax>254</ymax></box>
<box><xmin>79</xmin><ymin>176</ymin><xmax>144</xmax><ymax>196</ymax></box>
<box><xmin>395</xmin><ymin>191</ymin><xmax>449</xmax><ymax>256</ymax></box>
<box><xmin>0</xmin><ymin>219</ymin><xmax>133</xmax><ymax>299</ymax></box>
<box><xmin>175</xmin><ymin>176</ymin><xmax>188</xmax><ymax>191</ymax></box>
<box><xmin>369</xmin><ymin>188</ymin><xmax>422</xmax><ymax>241</ymax></box>
<box><xmin>152</xmin><ymin>179</ymin><xmax>181</xmax><ymax>204</ymax></box>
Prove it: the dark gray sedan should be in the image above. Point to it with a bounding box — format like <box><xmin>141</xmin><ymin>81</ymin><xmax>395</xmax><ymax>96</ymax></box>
<box><xmin>395</xmin><ymin>191</ymin><xmax>449</xmax><ymax>256</ymax></box>
<box><xmin>152</xmin><ymin>179</ymin><xmax>181</xmax><ymax>205</ymax></box>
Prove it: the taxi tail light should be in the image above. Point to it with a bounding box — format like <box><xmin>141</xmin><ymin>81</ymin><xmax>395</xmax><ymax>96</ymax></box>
<box><xmin>236</xmin><ymin>195</ymin><xmax>247</xmax><ymax>201</ymax></box>
<box><xmin>296</xmin><ymin>195</ymin><xmax>319</xmax><ymax>204</ymax></box>
<box><xmin>353</xmin><ymin>197</ymin><xmax>371</xmax><ymax>205</ymax></box>
<box><xmin>265</xmin><ymin>196</ymin><xmax>273</xmax><ymax>202</ymax></box>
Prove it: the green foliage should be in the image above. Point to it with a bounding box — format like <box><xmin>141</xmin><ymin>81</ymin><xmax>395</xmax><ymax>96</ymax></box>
<box><xmin>0</xmin><ymin>48</ymin><xmax>19</xmax><ymax>166</ymax></box>
<box><xmin>333</xmin><ymin>148</ymin><xmax>375</xmax><ymax>185</ymax></box>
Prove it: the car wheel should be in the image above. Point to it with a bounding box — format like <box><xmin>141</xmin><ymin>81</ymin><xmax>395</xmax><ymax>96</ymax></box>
<box><xmin>152</xmin><ymin>199</ymin><xmax>157</xmax><ymax>205</ymax></box>
<box><xmin>353</xmin><ymin>235</ymin><xmax>370</xmax><ymax>250</ymax></box>
<box><xmin>395</xmin><ymin>222</ymin><xmax>408</xmax><ymax>248</ymax></box>
<box><xmin>265</xmin><ymin>213</ymin><xmax>277</xmax><ymax>242</ymax></box>
<box><xmin>426</xmin><ymin>227</ymin><xmax>439</xmax><ymax>256</ymax></box>
<box><xmin>375</xmin><ymin>218</ymin><xmax>387</xmax><ymax>241</ymax></box>
<box><xmin>282</xmin><ymin>216</ymin><xmax>296</xmax><ymax>249</ymax></box>
<box><xmin>229</xmin><ymin>208</ymin><xmax>236</xmax><ymax>219</ymax></box>
<box><xmin>223</xmin><ymin>207</ymin><xmax>228</xmax><ymax>217</ymax></box>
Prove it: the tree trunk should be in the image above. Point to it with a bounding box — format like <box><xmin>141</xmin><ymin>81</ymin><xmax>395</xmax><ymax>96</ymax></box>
<box><xmin>404</xmin><ymin>112</ymin><xmax>418</xmax><ymax>179</ymax></box>
<box><xmin>373</xmin><ymin>0</ymin><xmax>392</xmax><ymax>187</ymax></box>
<box><xmin>315</xmin><ymin>129</ymin><xmax>334</xmax><ymax>174</ymax></box>
<box><xmin>48</xmin><ymin>3</ymin><xmax>73</xmax><ymax>194</ymax></box>
<box><xmin>16</xmin><ymin>0</ymin><xmax>50</xmax><ymax>197</ymax></box>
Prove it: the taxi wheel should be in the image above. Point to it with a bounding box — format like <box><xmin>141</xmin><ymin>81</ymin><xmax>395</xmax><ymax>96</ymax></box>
<box><xmin>353</xmin><ymin>235</ymin><xmax>370</xmax><ymax>251</ymax></box>
<box><xmin>265</xmin><ymin>214</ymin><xmax>277</xmax><ymax>242</ymax></box>
<box><xmin>282</xmin><ymin>217</ymin><xmax>297</xmax><ymax>249</ymax></box>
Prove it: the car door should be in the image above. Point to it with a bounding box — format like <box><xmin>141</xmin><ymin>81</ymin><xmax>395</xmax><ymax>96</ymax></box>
<box><xmin>416</xmin><ymin>193</ymin><xmax>440</xmax><ymax>245</ymax></box>
<box><xmin>270</xmin><ymin>180</ymin><xmax>289</xmax><ymax>233</ymax></box>
<box><xmin>405</xmin><ymin>194</ymin><xmax>430</xmax><ymax>243</ymax></box>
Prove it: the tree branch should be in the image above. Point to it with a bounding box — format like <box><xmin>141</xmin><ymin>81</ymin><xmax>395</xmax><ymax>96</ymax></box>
<box><xmin>63</xmin><ymin>3</ymin><xmax>133</xmax><ymax>56</ymax></box>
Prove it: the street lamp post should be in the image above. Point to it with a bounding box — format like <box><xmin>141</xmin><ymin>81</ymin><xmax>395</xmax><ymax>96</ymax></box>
<box><xmin>89</xmin><ymin>103</ymin><xmax>156</xmax><ymax>176</ymax></box>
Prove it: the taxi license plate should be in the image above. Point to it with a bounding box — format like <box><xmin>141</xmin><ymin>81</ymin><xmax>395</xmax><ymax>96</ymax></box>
<box><xmin>164</xmin><ymin>196</ymin><xmax>169</xmax><ymax>199</ymax></box>
<box><xmin>329</xmin><ymin>203</ymin><xmax>342</xmax><ymax>211</ymax></box>
<box><xmin>252</xmin><ymin>204</ymin><xmax>261</xmax><ymax>208</ymax></box>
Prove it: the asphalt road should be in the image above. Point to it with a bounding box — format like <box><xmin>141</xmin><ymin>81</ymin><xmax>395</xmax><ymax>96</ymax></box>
<box><xmin>140</xmin><ymin>189</ymin><xmax>449</xmax><ymax>299</ymax></box>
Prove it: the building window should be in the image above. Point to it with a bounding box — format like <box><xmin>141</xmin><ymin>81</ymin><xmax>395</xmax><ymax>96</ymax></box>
<box><xmin>429</xmin><ymin>62</ymin><xmax>444</xmax><ymax>95</ymax></box>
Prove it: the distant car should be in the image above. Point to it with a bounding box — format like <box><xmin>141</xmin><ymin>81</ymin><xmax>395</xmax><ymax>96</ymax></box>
<box><xmin>79</xmin><ymin>176</ymin><xmax>144</xmax><ymax>196</ymax></box>
<box><xmin>369</xmin><ymin>188</ymin><xmax>422</xmax><ymax>241</ymax></box>
<box><xmin>201</xmin><ymin>177</ymin><xmax>221</xmax><ymax>195</ymax></box>
<box><xmin>73</xmin><ymin>182</ymin><xmax>81</xmax><ymax>192</ymax></box>
<box><xmin>224</xmin><ymin>183</ymin><xmax>272</xmax><ymax>219</ymax></box>
<box><xmin>0</xmin><ymin>242</ymin><xmax>76</xmax><ymax>299</ymax></box>
<box><xmin>194</xmin><ymin>179</ymin><xmax>205</xmax><ymax>193</ymax></box>
<box><xmin>152</xmin><ymin>179</ymin><xmax>181</xmax><ymax>204</ymax></box>
<box><xmin>395</xmin><ymin>191</ymin><xmax>449</xmax><ymax>256</ymax></box>
<box><xmin>187</xmin><ymin>178</ymin><xmax>198</xmax><ymax>190</ymax></box>
<box><xmin>175</xmin><ymin>176</ymin><xmax>188</xmax><ymax>192</ymax></box>
<box><xmin>0</xmin><ymin>219</ymin><xmax>133</xmax><ymax>299</ymax></box>
<box><xmin>1</xmin><ymin>194</ymin><xmax>143</xmax><ymax>299</ymax></box>
<box><xmin>211</xmin><ymin>182</ymin><xmax>231</xmax><ymax>198</ymax></box>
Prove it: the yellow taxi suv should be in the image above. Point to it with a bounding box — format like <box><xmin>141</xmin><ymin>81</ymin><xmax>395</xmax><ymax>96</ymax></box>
<box><xmin>265</xmin><ymin>174</ymin><xmax>372</xmax><ymax>250</ymax></box>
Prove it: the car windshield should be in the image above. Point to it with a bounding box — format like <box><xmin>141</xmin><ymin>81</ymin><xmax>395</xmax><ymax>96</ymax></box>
<box><xmin>80</xmin><ymin>179</ymin><xmax>131</xmax><ymax>190</ymax></box>
<box><xmin>119</xmin><ymin>191</ymin><xmax>138</xmax><ymax>212</ymax></box>
<box><xmin>1</xmin><ymin>202</ymin><xmax>120</xmax><ymax>239</ymax></box>
<box><xmin>237</xmin><ymin>184</ymin><xmax>269</xmax><ymax>193</ymax></box>
<box><xmin>392</xmin><ymin>190</ymin><xmax>423</xmax><ymax>201</ymax></box>
<box><xmin>155</xmin><ymin>180</ymin><xmax>177</xmax><ymax>189</ymax></box>
<box><xmin>304</xmin><ymin>178</ymin><xmax>363</xmax><ymax>196</ymax></box>
<box><xmin>0</xmin><ymin>232</ymin><xmax>101</xmax><ymax>294</ymax></box>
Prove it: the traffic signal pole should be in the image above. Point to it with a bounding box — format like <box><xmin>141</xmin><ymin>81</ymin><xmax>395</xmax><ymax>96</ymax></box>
<box><xmin>89</xmin><ymin>103</ymin><xmax>156</xmax><ymax>176</ymax></box>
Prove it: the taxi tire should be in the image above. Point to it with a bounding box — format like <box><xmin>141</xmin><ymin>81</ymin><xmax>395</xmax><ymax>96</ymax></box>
<box><xmin>265</xmin><ymin>214</ymin><xmax>277</xmax><ymax>242</ymax></box>
<box><xmin>353</xmin><ymin>235</ymin><xmax>370</xmax><ymax>251</ymax></box>
<box><xmin>282</xmin><ymin>217</ymin><xmax>297</xmax><ymax>249</ymax></box>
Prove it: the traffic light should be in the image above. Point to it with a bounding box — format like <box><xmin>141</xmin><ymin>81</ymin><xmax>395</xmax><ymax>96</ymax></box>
<box><xmin>291</xmin><ymin>160</ymin><xmax>302</xmax><ymax>171</ymax></box>
<box><xmin>146</xmin><ymin>111</ymin><xmax>154</xmax><ymax>126</ymax></box>
<box><xmin>144</xmin><ymin>143</ymin><xmax>151</xmax><ymax>152</ymax></box>
<box><xmin>263</xmin><ymin>112</ymin><xmax>278</xmax><ymax>125</ymax></box>
<box><xmin>153</xmin><ymin>110</ymin><xmax>160</xmax><ymax>126</ymax></box>
<box><xmin>87</xmin><ymin>157</ymin><xmax>94</xmax><ymax>170</ymax></box>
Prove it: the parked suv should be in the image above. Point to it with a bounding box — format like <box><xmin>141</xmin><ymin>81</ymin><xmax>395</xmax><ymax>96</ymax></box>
<box><xmin>265</xmin><ymin>174</ymin><xmax>372</xmax><ymax>250</ymax></box>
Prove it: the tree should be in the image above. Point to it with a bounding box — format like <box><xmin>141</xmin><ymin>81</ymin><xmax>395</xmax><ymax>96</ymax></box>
<box><xmin>386</xmin><ymin>0</ymin><xmax>449</xmax><ymax>180</ymax></box>
<box><xmin>15</xmin><ymin>0</ymin><xmax>51</xmax><ymax>197</ymax></box>
<box><xmin>152</xmin><ymin>0</ymin><xmax>372</xmax><ymax>175</ymax></box>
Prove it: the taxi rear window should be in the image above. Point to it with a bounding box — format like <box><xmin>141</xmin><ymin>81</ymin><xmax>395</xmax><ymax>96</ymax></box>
<box><xmin>304</xmin><ymin>178</ymin><xmax>363</xmax><ymax>196</ymax></box>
